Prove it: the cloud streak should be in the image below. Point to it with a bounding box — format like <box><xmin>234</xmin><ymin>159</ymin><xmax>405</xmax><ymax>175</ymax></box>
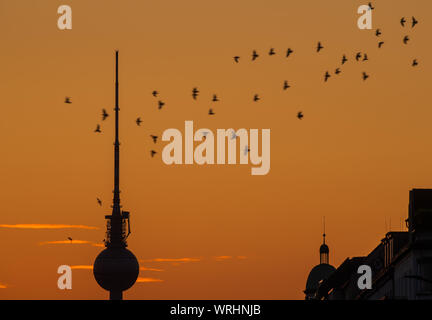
<box><xmin>70</xmin><ymin>265</ymin><xmax>93</xmax><ymax>270</ymax></box>
<box><xmin>0</xmin><ymin>224</ymin><xmax>98</xmax><ymax>230</ymax></box>
<box><xmin>141</xmin><ymin>258</ymin><xmax>201</xmax><ymax>263</ymax></box>
<box><xmin>0</xmin><ymin>283</ymin><xmax>7</xmax><ymax>289</ymax></box>
<box><xmin>136</xmin><ymin>277</ymin><xmax>164</xmax><ymax>283</ymax></box>
<box><xmin>140</xmin><ymin>267</ymin><xmax>164</xmax><ymax>272</ymax></box>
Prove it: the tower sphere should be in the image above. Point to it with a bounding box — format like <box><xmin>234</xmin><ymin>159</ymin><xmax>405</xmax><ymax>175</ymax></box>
<box><xmin>93</xmin><ymin>247</ymin><xmax>139</xmax><ymax>292</ymax></box>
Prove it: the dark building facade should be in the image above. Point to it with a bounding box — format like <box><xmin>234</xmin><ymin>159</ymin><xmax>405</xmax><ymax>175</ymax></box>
<box><xmin>305</xmin><ymin>189</ymin><xmax>432</xmax><ymax>300</ymax></box>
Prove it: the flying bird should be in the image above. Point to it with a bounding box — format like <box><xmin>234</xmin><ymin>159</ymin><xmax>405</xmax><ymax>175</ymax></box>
<box><xmin>208</xmin><ymin>108</ymin><xmax>215</xmax><ymax>115</ymax></box>
<box><xmin>368</xmin><ymin>2</ymin><xmax>374</xmax><ymax>10</ymax></box>
<box><xmin>362</xmin><ymin>72</ymin><xmax>369</xmax><ymax>81</ymax></box>
<box><xmin>324</xmin><ymin>71</ymin><xmax>331</xmax><ymax>82</ymax></box>
<box><xmin>253</xmin><ymin>94</ymin><xmax>260</xmax><ymax>102</ymax></box>
<box><xmin>192</xmin><ymin>88</ymin><xmax>199</xmax><ymax>100</ymax></box>
<box><xmin>231</xmin><ymin>130</ymin><xmax>237</xmax><ymax>140</ymax></box>
<box><xmin>97</xmin><ymin>198</ymin><xmax>102</xmax><ymax>206</ymax></box>
<box><xmin>269</xmin><ymin>48</ymin><xmax>276</xmax><ymax>56</ymax></box>
<box><xmin>356</xmin><ymin>52</ymin><xmax>362</xmax><ymax>61</ymax></box>
<box><xmin>212</xmin><ymin>94</ymin><xmax>219</xmax><ymax>102</ymax></box>
<box><xmin>375</xmin><ymin>29</ymin><xmax>382</xmax><ymax>37</ymax></box>
<box><xmin>403</xmin><ymin>35</ymin><xmax>410</xmax><ymax>44</ymax></box>
<box><xmin>400</xmin><ymin>17</ymin><xmax>406</xmax><ymax>27</ymax></box>
<box><xmin>412</xmin><ymin>16</ymin><xmax>418</xmax><ymax>28</ymax></box>
<box><xmin>378</xmin><ymin>41</ymin><xmax>384</xmax><ymax>48</ymax></box>
<box><xmin>94</xmin><ymin>124</ymin><xmax>101</xmax><ymax>133</ymax></box>
<box><xmin>102</xmin><ymin>109</ymin><xmax>109</xmax><ymax>121</ymax></box>
<box><xmin>150</xmin><ymin>150</ymin><xmax>157</xmax><ymax>158</ymax></box>
<box><xmin>64</xmin><ymin>97</ymin><xmax>72</xmax><ymax>104</ymax></box>
<box><xmin>150</xmin><ymin>135</ymin><xmax>158</xmax><ymax>143</ymax></box>
<box><xmin>412</xmin><ymin>59</ymin><xmax>418</xmax><ymax>67</ymax></box>
<box><xmin>158</xmin><ymin>100</ymin><xmax>165</xmax><ymax>109</ymax></box>
<box><xmin>233</xmin><ymin>56</ymin><xmax>240</xmax><ymax>63</ymax></box>
<box><xmin>152</xmin><ymin>90</ymin><xmax>158</xmax><ymax>97</ymax></box>
<box><xmin>283</xmin><ymin>81</ymin><xmax>290</xmax><ymax>90</ymax></box>
<box><xmin>363</xmin><ymin>53</ymin><xmax>369</xmax><ymax>61</ymax></box>
<box><xmin>244</xmin><ymin>145</ymin><xmax>250</xmax><ymax>156</ymax></box>
<box><xmin>297</xmin><ymin>111</ymin><xmax>304</xmax><ymax>120</ymax></box>
<box><xmin>136</xmin><ymin>117</ymin><xmax>142</xmax><ymax>126</ymax></box>
<box><xmin>316</xmin><ymin>41</ymin><xmax>324</xmax><ymax>52</ymax></box>
<box><xmin>286</xmin><ymin>48</ymin><xmax>293</xmax><ymax>57</ymax></box>
<box><xmin>342</xmin><ymin>55</ymin><xmax>348</xmax><ymax>65</ymax></box>
<box><xmin>335</xmin><ymin>68</ymin><xmax>341</xmax><ymax>75</ymax></box>
<box><xmin>67</xmin><ymin>237</ymin><xmax>72</xmax><ymax>243</ymax></box>
<box><xmin>252</xmin><ymin>50</ymin><xmax>259</xmax><ymax>61</ymax></box>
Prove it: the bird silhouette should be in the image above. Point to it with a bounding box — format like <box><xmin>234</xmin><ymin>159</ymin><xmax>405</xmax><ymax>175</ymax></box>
<box><xmin>375</xmin><ymin>29</ymin><xmax>382</xmax><ymax>37</ymax></box>
<box><xmin>368</xmin><ymin>2</ymin><xmax>374</xmax><ymax>10</ymax></box>
<box><xmin>192</xmin><ymin>88</ymin><xmax>199</xmax><ymax>100</ymax></box>
<box><xmin>286</xmin><ymin>48</ymin><xmax>293</xmax><ymax>57</ymax></box>
<box><xmin>252</xmin><ymin>50</ymin><xmax>259</xmax><ymax>61</ymax></box>
<box><xmin>136</xmin><ymin>117</ymin><xmax>142</xmax><ymax>126</ymax></box>
<box><xmin>67</xmin><ymin>237</ymin><xmax>72</xmax><ymax>243</ymax></box>
<box><xmin>152</xmin><ymin>90</ymin><xmax>158</xmax><ymax>97</ymax></box>
<box><xmin>324</xmin><ymin>71</ymin><xmax>331</xmax><ymax>82</ymax></box>
<box><xmin>378</xmin><ymin>41</ymin><xmax>384</xmax><ymax>48</ymax></box>
<box><xmin>317</xmin><ymin>41</ymin><xmax>323</xmax><ymax>52</ymax></box>
<box><xmin>244</xmin><ymin>145</ymin><xmax>250</xmax><ymax>156</ymax></box>
<box><xmin>356</xmin><ymin>52</ymin><xmax>362</xmax><ymax>61</ymax></box>
<box><xmin>233</xmin><ymin>56</ymin><xmax>240</xmax><ymax>63</ymax></box>
<box><xmin>297</xmin><ymin>111</ymin><xmax>304</xmax><ymax>120</ymax></box>
<box><xmin>342</xmin><ymin>55</ymin><xmax>348</xmax><ymax>65</ymax></box>
<box><xmin>212</xmin><ymin>94</ymin><xmax>219</xmax><ymax>102</ymax></box>
<box><xmin>97</xmin><ymin>198</ymin><xmax>102</xmax><ymax>206</ymax></box>
<box><xmin>335</xmin><ymin>68</ymin><xmax>341</xmax><ymax>75</ymax></box>
<box><xmin>362</xmin><ymin>72</ymin><xmax>369</xmax><ymax>81</ymax></box>
<box><xmin>400</xmin><ymin>17</ymin><xmax>406</xmax><ymax>27</ymax></box>
<box><xmin>150</xmin><ymin>135</ymin><xmax>158</xmax><ymax>143</ymax></box>
<box><xmin>231</xmin><ymin>130</ymin><xmax>238</xmax><ymax>140</ymax></box>
<box><xmin>412</xmin><ymin>16</ymin><xmax>418</xmax><ymax>28</ymax></box>
<box><xmin>269</xmin><ymin>48</ymin><xmax>276</xmax><ymax>56</ymax></box>
<box><xmin>158</xmin><ymin>100</ymin><xmax>165</xmax><ymax>109</ymax></box>
<box><xmin>208</xmin><ymin>108</ymin><xmax>215</xmax><ymax>115</ymax></box>
<box><xmin>94</xmin><ymin>124</ymin><xmax>101</xmax><ymax>133</ymax></box>
<box><xmin>403</xmin><ymin>35</ymin><xmax>410</xmax><ymax>44</ymax></box>
<box><xmin>253</xmin><ymin>94</ymin><xmax>260</xmax><ymax>102</ymax></box>
<box><xmin>64</xmin><ymin>97</ymin><xmax>72</xmax><ymax>104</ymax></box>
<box><xmin>412</xmin><ymin>59</ymin><xmax>418</xmax><ymax>67</ymax></box>
<box><xmin>283</xmin><ymin>81</ymin><xmax>290</xmax><ymax>90</ymax></box>
<box><xmin>363</xmin><ymin>53</ymin><xmax>369</xmax><ymax>61</ymax></box>
<box><xmin>102</xmin><ymin>109</ymin><xmax>109</xmax><ymax>121</ymax></box>
<box><xmin>150</xmin><ymin>150</ymin><xmax>157</xmax><ymax>157</ymax></box>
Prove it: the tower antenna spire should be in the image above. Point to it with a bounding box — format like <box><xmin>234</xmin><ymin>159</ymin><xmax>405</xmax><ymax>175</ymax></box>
<box><xmin>323</xmin><ymin>216</ymin><xmax>326</xmax><ymax>244</ymax></box>
<box><xmin>113</xmin><ymin>50</ymin><xmax>120</xmax><ymax>217</ymax></box>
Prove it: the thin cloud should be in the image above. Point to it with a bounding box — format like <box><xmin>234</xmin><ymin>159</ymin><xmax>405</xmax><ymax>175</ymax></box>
<box><xmin>39</xmin><ymin>240</ymin><xmax>92</xmax><ymax>245</ymax></box>
<box><xmin>136</xmin><ymin>277</ymin><xmax>164</xmax><ymax>283</ymax></box>
<box><xmin>141</xmin><ymin>258</ymin><xmax>201</xmax><ymax>263</ymax></box>
<box><xmin>140</xmin><ymin>267</ymin><xmax>164</xmax><ymax>272</ymax></box>
<box><xmin>0</xmin><ymin>283</ymin><xmax>7</xmax><ymax>289</ymax></box>
<box><xmin>0</xmin><ymin>224</ymin><xmax>98</xmax><ymax>230</ymax></box>
<box><xmin>70</xmin><ymin>265</ymin><xmax>93</xmax><ymax>270</ymax></box>
<box><xmin>237</xmin><ymin>256</ymin><xmax>247</xmax><ymax>260</ymax></box>
<box><xmin>214</xmin><ymin>255</ymin><xmax>233</xmax><ymax>261</ymax></box>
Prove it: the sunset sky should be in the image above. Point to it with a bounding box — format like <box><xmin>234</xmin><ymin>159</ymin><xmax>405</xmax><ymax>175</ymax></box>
<box><xmin>0</xmin><ymin>1</ymin><xmax>431</xmax><ymax>299</ymax></box>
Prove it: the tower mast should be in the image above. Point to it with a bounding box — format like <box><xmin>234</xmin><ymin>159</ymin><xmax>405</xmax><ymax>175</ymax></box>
<box><xmin>93</xmin><ymin>51</ymin><xmax>139</xmax><ymax>301</ymax></box>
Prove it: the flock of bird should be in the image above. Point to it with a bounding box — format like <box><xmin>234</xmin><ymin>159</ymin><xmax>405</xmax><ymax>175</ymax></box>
<box><xmin>61</xmin><ymin>3</ymin><xmax>421</xmax><ymax>212</ymax></box>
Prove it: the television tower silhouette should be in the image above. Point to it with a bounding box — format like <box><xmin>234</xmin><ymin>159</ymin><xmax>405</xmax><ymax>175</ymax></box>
<box><xmin>93</xmin><ymin>51</ymin><xmax>139</xmax><ymax>300</ymax></box>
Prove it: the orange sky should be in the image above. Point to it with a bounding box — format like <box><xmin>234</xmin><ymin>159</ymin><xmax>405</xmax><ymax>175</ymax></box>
<box><xmin>0</xmin><ymin>0</ymin><xmax>431</xmax><ymax>299</ymax></box>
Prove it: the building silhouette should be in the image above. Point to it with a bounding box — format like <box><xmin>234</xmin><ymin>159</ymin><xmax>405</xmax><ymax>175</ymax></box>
<box><xmin>304</xmin><ymin>220</ymin><xmax>336</xmax><ymax>300</ymax></box>
<box><xmin>93</xmin><ymin>51</ymin><xmax>139</xmax><ymax>300</ymax></box>
<box><xmin>305</xmin><ymin>189</ymin><xmax>432</xmax><ymax>300</ymax></box>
